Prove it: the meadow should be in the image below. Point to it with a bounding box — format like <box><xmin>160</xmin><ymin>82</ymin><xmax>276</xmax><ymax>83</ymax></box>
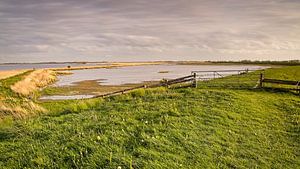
<box><xmin>0</xmin><ymin>66</ymin><xmax>299</xmax><ymax>168</ymax></box>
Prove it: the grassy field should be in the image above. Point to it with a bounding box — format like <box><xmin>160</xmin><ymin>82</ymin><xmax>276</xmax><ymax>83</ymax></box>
<box><xmin>0</xmin><ymin>66</ymin><xmax>299</xmax><ymax>168</ymax></box>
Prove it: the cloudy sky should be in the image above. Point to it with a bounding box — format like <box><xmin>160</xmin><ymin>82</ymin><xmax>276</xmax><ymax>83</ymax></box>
<box><xmin>0</xmin><ymin>0</ymin><xmax>300</xmax><ymax>63</ymax></box>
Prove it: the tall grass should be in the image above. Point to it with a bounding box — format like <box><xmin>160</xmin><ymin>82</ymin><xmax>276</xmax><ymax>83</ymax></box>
<box><xmin>0</xmin><ymin>70</ymin><xmax>46</xmax><ymax>120</ymax></box>
<box><xmin>11</xmin><ymin>69</ymin><xmax>57</xmax><ymax>96</ymax></box>
<box><xmin>0</xmin><ymin>70</ymin><xmax>28</xmax><ymax>80</ymax></box>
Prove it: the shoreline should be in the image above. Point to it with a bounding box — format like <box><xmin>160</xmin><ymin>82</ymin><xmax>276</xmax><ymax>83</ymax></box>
<box><xmin>0</xmin><ymin>61</ymin><xmax>272</xmax><ymax>80</ymax></box>
<box><xmin>1</xmin><ymin>60</ymin><xmax>298</xmax><ymax>66</ymax></box>
<box><xmin>0</xmin><ymin>62</ymin><xmax>165</xmax><ymax>80</ymax></box>
<box><xmin>48</xmin><ymin>61</ymin><xmax>165</xmax><ymax>71</ymax></box>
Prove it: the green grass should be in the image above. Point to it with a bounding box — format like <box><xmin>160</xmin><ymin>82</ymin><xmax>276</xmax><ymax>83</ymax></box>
<box><xmin>264</xmin><ymin>66</ymin><xmax>300</xmax><ymax>80</ymax></box>
<box><xmin>0</xmin><ymin>66</ymin><xmax>299</xmax><ymax>168</ymax></box>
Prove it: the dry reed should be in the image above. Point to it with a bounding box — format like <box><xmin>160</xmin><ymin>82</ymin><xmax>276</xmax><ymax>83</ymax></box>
<box><xmin>11</xmin><ymin>69</ymin><xmax>57</xmax><ymax>96</ymax></box>
<box><xmin>0</xmin><ymin>100</ymin><xmax>46</xmax><ymax>120</ymax></box>
<box><xmin>0</xmin><ymin>70</ymin><xmax>28</xmax><ymax>80</ymax></box>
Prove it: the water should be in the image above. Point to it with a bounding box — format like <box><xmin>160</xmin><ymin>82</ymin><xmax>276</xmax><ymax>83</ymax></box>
<box><xmin>40</xmin><ymin>94</ymin><xmax>95</xmax><ymax>100</ymax></box>
<box><xmin>0</xmin><ymin>62</ymin><xmax>107</xmax><ymax>71</ymax></box>
<box><xmin>56</xmin><ymin>64</ymin><xmax>266</xmax><ymax>86</ymax></box>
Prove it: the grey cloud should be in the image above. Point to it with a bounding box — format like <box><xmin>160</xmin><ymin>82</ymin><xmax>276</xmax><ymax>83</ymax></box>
<box><xmin>0</xmin><ymin>0</ymin><xmax>299</xmax><ymax>62</ymax></box>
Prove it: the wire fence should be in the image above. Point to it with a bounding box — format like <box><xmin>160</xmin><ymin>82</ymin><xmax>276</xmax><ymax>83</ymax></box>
<box><xmin>192</xmin><ymin>69</ymin><xmax>263</xmax><ymax>89</ymax></box>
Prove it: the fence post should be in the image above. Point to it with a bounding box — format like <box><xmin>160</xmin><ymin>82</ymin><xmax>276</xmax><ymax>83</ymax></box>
<box><xmin>193</xmin><ymin>72</ymin><xmax>197</xmax><ymax>88</ymax></box>
<box><xmin>297</xmin><ymin>81</ymin><xmax>300</xmax><ymax>94</ymax></box>
<box><xmin>259</xmin><ymin>72</ymin><xmax>264</xmax><ymax>88</ymax></box>
<box><xmin>165</xmin><ymin>79</ymin><xmax>169</xmax><ymax>88</ymax></box>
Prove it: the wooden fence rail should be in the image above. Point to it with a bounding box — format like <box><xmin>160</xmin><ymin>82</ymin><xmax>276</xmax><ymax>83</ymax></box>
<box><xmin>93</xmin><ymin>74</ymin><xmax>196</xmax><ymax>98</ymax></box>
<box><xmin>262</xmin><ymin>79</ymin><xmax>299</xmax><ymax>85</ymax></box>
<box><xmin>259</xmin><ymin>73</ymin><xmax>299</xmax><ymax>92</ymax></box>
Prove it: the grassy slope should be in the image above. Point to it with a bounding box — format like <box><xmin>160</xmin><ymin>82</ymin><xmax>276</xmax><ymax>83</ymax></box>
<box><xmin>0</xmin><ymin>70</ymin><xmax>32</xmax><ymax>97</ymax></box>
<box><xmin>0</xmin><ymin>66</ymin><xmax>299</xmax><ymax>168</ymax></box>
<box><xmin>0</xmin><ymin>70</ymin><xmax>47</xmax><ymax>119</ymax></box>
<box><xmin>0</xmin><ymin>71</ymin><xmax>31</xmax><ymax>111</ymax></box>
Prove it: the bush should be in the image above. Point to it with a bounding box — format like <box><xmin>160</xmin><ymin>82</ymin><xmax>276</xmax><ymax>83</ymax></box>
<box><xmin>130</xmin><ymin>89</ymin><xmax>146</xmax><ymax>97</ymax></box>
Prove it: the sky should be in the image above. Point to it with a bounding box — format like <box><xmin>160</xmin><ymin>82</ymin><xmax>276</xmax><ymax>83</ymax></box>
<box><xmin>0</xmin><ymin>0</ymin><xmax>300</xmax><ymax>63</ymax></box>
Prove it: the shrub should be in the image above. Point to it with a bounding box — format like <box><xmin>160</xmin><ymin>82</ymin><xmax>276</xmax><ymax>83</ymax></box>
<box><xmin>130</xmin><ymin>89</ymin><xmax>146</xmax><ymax>97</ymax></box>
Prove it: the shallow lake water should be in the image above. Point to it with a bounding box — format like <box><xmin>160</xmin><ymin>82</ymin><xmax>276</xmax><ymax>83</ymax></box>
<box><xmin>39</xmin><ymin>94</ymin><xmax>95</xmax><ymax>100</ymax></box>
<box><xmin>55</xmin><ymin>64</ymin><xmax>266</xmax><ymax>86</ymax></box>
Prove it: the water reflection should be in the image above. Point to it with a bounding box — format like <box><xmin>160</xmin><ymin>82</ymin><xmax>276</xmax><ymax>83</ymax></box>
<box><xmin>56</xmin><ymin>64</ymin><xmax>266</xmax><ymax>86</ymax></box>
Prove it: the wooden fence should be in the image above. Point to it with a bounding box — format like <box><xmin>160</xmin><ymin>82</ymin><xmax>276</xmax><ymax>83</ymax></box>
<box><xmin>92</xmin><ymin>69</ymin><xmax>258</xmax><ymax>98</ymax></box>
<box><xmin>92</xmin><ymin>74</ymin><xmax>196</xmax><ymax>98</ymax></box>
<box><xmin>93</xmin><ymin>69</ymin><xmax>299</xmax><ymax>99</ymax></box>
<box><xmin>258</xmin><ymin>73</ymin><xmax>300</xmax><ymax>92</ymax></box>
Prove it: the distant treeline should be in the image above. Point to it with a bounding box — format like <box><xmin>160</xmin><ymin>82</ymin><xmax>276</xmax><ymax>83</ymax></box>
<box><xmin>211</xmin><ymin>60</ymin><xmax>300</xmax><ymax>66</ymax></box>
